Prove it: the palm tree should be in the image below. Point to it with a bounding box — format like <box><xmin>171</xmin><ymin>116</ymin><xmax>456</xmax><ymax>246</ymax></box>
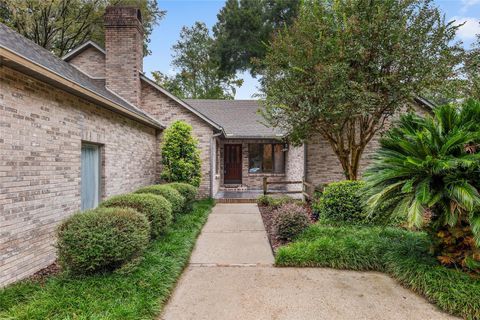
<box><xmin>363</xmin><ymin>100</ymin><xmax>480</xmax><ymax>272</ymax></box>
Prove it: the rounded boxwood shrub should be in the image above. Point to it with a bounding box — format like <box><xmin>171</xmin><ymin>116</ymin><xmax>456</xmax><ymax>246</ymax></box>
<box><xmin>313</xmin><ymin>180</ymin><xmax>366</xmax><ymax>223</ymax></box>
<box><xmin>99</xmin><ymin>193</ymin><xmax>172</xmax><ymax>238</ymax></box>
<box><xmin>57</xmin><ymin>207</ymin><xmax>150</xmax><ymax>274</ymax></box>
<box><xmin>273</xmin><ymin>203</ymin><xmax>311</xmax><ymax>241</ymax></box>
<box><xmin>166</xmin><ymin>182</ymin><xmax>198</xmax><ymax>211</ymax></box>
<box><xmin>135</xmin><ymin>185</ymin><xmax>185</xmax><ymax>215</ymax></box>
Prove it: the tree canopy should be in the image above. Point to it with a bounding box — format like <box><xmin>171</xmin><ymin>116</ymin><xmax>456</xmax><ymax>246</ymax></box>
<box><xmin>260</xmin><ymin>0</ymin><xmax>462</xmax><ymax>180</ymax></box>
<box><xmin>152</xmin><ymin>22</ymin><xmax>242</xmax><ymax>99</ymax></box>
<box><xmin>212</xmin><ymin>0</ymin><xmax>299</xmax><ymax>76</ymax></box>
<box><xmin>0</xmin><ymin>0</ymin><xmax>165</xmax><ymax>57</ymax></box>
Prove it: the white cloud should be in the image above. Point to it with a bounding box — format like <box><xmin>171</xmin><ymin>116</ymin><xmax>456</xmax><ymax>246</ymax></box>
<box><xmin>461</xmin><ymin>0</ymin><xmax>480</xmax><ymax>13</ymax></box>
<box><xmin>451</xmin><ymin>16</ymin><xmax>480</xmax><ymax>42</ymax></box>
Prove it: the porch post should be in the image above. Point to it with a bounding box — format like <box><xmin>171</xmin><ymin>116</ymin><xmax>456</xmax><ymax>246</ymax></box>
<box><xmin>263</xmin><ymin>176</ymin><xmax>268</xmax><ymax>195</ymax></box>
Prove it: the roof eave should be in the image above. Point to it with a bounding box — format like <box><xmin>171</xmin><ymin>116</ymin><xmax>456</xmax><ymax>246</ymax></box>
<box><xmin>1</xmin><ymin>46</ymin><xmax>164</xmax><ymax>130</ymax></box>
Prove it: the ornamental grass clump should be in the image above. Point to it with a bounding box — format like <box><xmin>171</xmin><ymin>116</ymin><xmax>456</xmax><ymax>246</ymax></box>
<box><xmin>273</xmin><ymin>203</ymin><xmax>311</xmax><ymax>241</ymax></box>
<box><xmin>135</xmin><ymin>184</ymin><xmax>185</xmax><ymax>216</ymax></box>
<box><xmin>56</xmin><ymin>207</ymin><xmax>150</xmax><ymax>275</ymax></box>
<box><xmin>99</xmin><ymin>193</ymin><xmax>172</xmax><ymax>238</ymax></box>
<box><xmin>363</xmin><ymin>100</ymin><xmax>480</xmax><ymax>273</ymax></box>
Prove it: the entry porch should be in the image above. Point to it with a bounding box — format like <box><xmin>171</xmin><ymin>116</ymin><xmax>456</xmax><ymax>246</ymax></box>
<box><xmin>211</xmin><ymin>138</ymin><xmax>305</xmax><ymax>201</ymax></box>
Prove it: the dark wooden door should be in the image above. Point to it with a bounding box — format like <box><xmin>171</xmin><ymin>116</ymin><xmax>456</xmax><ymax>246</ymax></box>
<box><xmin>224</xmin><ymin>144</ymin><xmax>242</xmax><ymax>184</ymax></box>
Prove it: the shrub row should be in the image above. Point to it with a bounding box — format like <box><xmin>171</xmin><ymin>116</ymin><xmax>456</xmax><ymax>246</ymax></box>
<box><xmin>57</xmin><ymin>182</ymin><xmax>198</xmax><ymax>275</ymax></box>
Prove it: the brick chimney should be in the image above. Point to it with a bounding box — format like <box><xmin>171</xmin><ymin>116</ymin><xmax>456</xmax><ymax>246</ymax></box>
<box><xmin>104</xmin><ymin>6</ymin><xmax>143</xmax><ymax>106</ymax></box>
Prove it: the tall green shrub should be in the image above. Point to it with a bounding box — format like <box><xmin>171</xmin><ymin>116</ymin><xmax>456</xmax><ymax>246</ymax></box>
<box><xmin>363</xmin><ymin>100</ymin><xmax>480</xmax><ymax>272</ymax></box>
<box><xmin>161</xmin><ymin>121</ymin><xmax>201</xmax><ymax>187</ymax></box>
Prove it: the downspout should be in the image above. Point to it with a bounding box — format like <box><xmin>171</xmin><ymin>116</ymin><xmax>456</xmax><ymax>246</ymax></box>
<box><xmin>210</xmin><ymin>131</ymin><xmax>222</xmax><ymax>198</ymax></box>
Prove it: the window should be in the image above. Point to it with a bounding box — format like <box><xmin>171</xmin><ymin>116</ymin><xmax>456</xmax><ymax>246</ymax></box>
<box><xmin>248</xmin><ymin>143</ymin><xmax>285</xmax><ymax>174</ymax></box>
<box><xmin>81</xmin><ymin>143</ymin><xmax>101</xmax><ymax>210</ymax></box>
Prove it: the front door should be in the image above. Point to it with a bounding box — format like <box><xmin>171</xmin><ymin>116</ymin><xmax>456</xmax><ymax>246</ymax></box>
<box><xmin>224</xmin><ymin>144</ymin><xmax>242</xmax><ymax>184</ymax></box>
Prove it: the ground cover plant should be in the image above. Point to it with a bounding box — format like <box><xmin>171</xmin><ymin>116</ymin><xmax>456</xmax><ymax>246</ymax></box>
<box><xmin>276</xmin><ymin>223</ymin><xmax>480</xmax><ymax>320</ymax></box>
<box><xmin>0</xmin><ymin>199</ymin><xmax>214</xmax><ymax>320</ymax></box>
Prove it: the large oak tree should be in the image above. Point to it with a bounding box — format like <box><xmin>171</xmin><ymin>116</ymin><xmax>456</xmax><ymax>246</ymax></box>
<box><xmin>260</xmin><ymin>0</ymin><xmax>463</xmax><ymax>180</ymax></box>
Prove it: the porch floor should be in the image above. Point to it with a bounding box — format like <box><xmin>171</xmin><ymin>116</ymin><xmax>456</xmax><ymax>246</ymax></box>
<box><xmin>214</xmin><ymin>190</ymin><xmax>263</xmax><ymax>202</ymax></box>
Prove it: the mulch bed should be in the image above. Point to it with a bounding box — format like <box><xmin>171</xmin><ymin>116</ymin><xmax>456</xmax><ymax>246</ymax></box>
<box><xmin>258</xmin><ymin>203</ymin><xmax>316</xmax><ymax>253</ymax></box>
<box><xmin>27</xmin><ymin>261</ymin><xmax>61</xmax><ymax>285</ymax></box>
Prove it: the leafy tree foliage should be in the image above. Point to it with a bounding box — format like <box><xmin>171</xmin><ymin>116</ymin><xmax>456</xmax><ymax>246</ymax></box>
<box><xmin>0</xmin><ymin>0</ymin><xmax>165</xmax><ymax>57</ymax></box>
<box><xmin>260</xmin><ymin>0</ymin><xmax>462</xmax><ymax>180</ymax></box>
<box><xmin>161</xmin><ymin>121</ymin><xmax>202</xmax><ymax>187</ymax></box>
<box><xmin>463</xmin><ymin>35</ymin><xmax>480</xmax><ymax>100</ymax></box>
<box><xmin>212</xmin><ymin>0</ymin><xmax>299</xmax><ymax>76</ymax></box>
<box><xmin>363</xmin><ymin>100</ymin><xmax>480</xmax><ymax>272</ymax></box>
<box><xmin>152</xmin><ymin>22</ymin><xmax>242</xmax><ymax>99</ymax></box>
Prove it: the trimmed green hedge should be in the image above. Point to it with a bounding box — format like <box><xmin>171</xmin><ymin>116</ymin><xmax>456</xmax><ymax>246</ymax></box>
<box><xmin>100</xmin><ymin>193</ymin><xmax>172</xmax><ymax>238</ymax></box>
<box><xmin>135</xmin><ymin>185</ymin><xmax>185</xmax><ymax>216</ymax></box>
<box><xmin>57</xmin><ymin>207</ymin><xmax>150</xmax><ymax>274</ymax></box>
<box><xmin>313</xmin><ymin>180</ymin><xmax>366</xmax><ymax>223</ymax></box>
<box><xmin>276</xmin><ymin>223</ymin><xmax>480</xmax><ymax>320</ymax></box>
<box><xmin>166</xmin><ymin>182</ymin><xmax>198</xmax><ymax>210</ymax></box>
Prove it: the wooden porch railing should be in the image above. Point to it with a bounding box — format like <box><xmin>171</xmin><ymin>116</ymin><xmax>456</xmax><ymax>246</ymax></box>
<box><xmin>263</xmin><ymin>176</ymin><xmax>315</xmax><ymax>200</ymax></box>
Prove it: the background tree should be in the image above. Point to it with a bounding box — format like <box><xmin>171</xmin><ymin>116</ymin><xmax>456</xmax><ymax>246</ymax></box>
<box><xmin>152</xmin><ymin>21</ymin><xmax>242</xmax><ymax>99</ymax></box>
<box><xmin>0</xmin><ymin>0</ymin><xmax>165</xmax><ymax>57</ymax></box>
<box><xmin>463</xmin><ymin>34</ymin><xmax>480</xmax><ymax>100</ymax></box>
<box><xmin>212</xmin><ymin>0</ymin><xmax>299</xmax><ymax>76</ymax></box>
<box><xmin>260</xmin><ymin>0</ymin><xmax>462</xmax><ymax>180</ymax></box>
<box><xmin>161</xmin><ymin>121</ymin><xmax>202</xmax><ymax>187</ymax></box>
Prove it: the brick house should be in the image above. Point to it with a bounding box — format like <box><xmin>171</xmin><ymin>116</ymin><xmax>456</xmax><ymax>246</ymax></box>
<box><xmin>0</xmin><ymin>6</ymin><xmax>434</xmax><ymax>286</ymax></box>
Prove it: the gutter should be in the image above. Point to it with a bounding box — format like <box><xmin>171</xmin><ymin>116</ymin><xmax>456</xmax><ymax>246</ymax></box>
<box><xmin>0</xmin><ymin>46</ymin><xmax>164</xmax><ymax>130</ymax></box>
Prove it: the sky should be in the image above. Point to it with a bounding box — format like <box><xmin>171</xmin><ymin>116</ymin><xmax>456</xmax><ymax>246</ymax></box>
<box><xmin>143</xmin><ymin>0</ymin><xmax>480</xmax><ymax>100</ymax></box>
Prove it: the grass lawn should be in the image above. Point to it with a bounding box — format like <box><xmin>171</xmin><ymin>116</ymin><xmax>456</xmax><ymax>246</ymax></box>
<box><xmin>276</xmin><ymin>223</ymin><xmax>480</xmax><ymax>320</ymax></box>
<box><xmin>0</xmin><ymin>199</ymin><xmax>214</xmax><ymax>320</ymax></box>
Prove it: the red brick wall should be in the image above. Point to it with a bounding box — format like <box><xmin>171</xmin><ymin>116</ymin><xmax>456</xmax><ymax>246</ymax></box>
<box><xmin>0</xmin><ymin>66</ymin><xmax>158</xmax><ymax>286</ymax></box>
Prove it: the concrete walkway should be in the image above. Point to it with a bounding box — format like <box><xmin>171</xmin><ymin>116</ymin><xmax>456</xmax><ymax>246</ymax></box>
<box><xmin>161</xmin><ymin>203</ymin><xmax>457</xmax><ymax>320</ymax></box>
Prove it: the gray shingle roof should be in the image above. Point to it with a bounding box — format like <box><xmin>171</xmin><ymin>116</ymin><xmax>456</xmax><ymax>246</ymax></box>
<box><xmin>185</xmin><ymin>99</ymin><xmax>283</xmax><ymax>138</ymax></box>
<box><xmin>0</xmin><ymin>23</ymin><xmax>162</xmax><ymax>128</ymax></box>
